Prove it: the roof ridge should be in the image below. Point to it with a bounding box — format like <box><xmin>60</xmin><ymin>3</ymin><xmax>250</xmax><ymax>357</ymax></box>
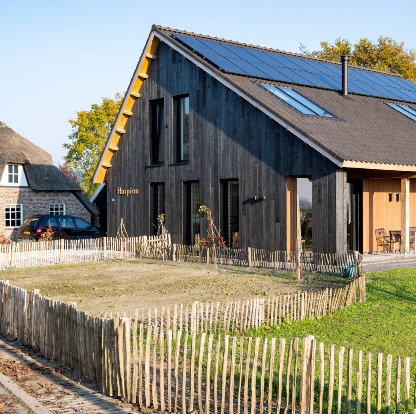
<box><xmin>153</xmin><ymin>25</ymin><xmax>403</xmax><ymax>78</ymax></box>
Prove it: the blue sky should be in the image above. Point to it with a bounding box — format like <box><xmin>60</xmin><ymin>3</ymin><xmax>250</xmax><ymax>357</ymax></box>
<box><xmin>1</xmin><ymin>0</ymin><xmax>415</xmax><ymax>165</ymax></box>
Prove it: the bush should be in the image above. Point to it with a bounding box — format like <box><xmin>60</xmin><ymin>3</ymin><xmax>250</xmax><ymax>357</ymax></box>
<box><xmin>0</xmin><ymin>234</ymin><xmax>12</xmax><ymax>244</ymax></box>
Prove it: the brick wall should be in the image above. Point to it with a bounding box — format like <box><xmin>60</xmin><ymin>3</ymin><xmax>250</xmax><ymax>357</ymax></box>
<box><xmin>0</xmin><ymin>188</ymin><xmax>92</xmax><ymax>240</ymax></box>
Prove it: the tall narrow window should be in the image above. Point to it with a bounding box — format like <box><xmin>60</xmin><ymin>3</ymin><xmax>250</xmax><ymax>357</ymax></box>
<box><xmin>221</xmin><ymin>180</ymin><xmax>239</xmax><ymax>248</ymax></box>
<box><xmin>150</xmin><ymin>99</ymin><xmax>164</xmax><ymax>165</ymax></box>
<box><xmin>173</xmin><ymin>95</ymin><xmax>190</xmax><ymax>162</ymax></box>
<box><xmin>8</xmin><ymin>165</ymin><xmax>19</xmax><ymax>183</ymax></box>
<box><xmin>150</xmin><ymin>183</ymin><xmax>165</xmax><ymax>235</ymax></box>
<box><xmin>184</xmin><ymin>181</ymin><xmax>200</xmax><ymax>245</ymax></box>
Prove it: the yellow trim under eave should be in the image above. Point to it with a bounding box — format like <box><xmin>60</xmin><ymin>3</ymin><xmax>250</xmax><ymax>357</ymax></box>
<box><xmin>93</xmin><ymin>34</ymin><xmax>160</xmax><ymax>183</ymax></box>
<box><xmin>342</xmin><ymin>160</ymin><xmax>416</xmax><ymax>172</ymax></box>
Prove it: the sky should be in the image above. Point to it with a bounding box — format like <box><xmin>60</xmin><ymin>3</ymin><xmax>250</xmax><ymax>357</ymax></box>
<box><xmin>1</xmin><ymin>0</ymin><xmax>416</xmax><ymax>166</ymax></box>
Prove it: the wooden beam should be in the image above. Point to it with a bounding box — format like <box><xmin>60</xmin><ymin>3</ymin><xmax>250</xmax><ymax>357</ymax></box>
<box><xmin>343</xmin><ymin>160</ymin><xmax>416</xmax><ymax>172</ymax></box>
<box><xmin>130</xmin><ymin>91</ymin><xmax>141</xmax><ymax>98</ymax></box>
<box><xmin>138</xmin><ymin>73</ymin><xmax>148</xmax><ymax>79</ymax></box>
<box><xmin>400</xmin><ymin>177</ymin><xmax>410</xmax><ymax>254</ymax></box>
<box><xmin>123</xmin><ymin>110</ymin><xmax>133</xmax><ymax>116</ymax></box>
<box><xmin>347</xmin><ymin>168</ymin><xmax>416</xmax><ymax>180</ymax></box>
<box><xmin>108</xmin><ymin>145</ymin><xmax>119</xmax><ymax>152</ymax></box>
<box><xmin>115</xmin><ymin>127</ymin><xmax>126</xmax><ymax>134</ymax></box>
<box><xmin>102</xmin><ymin>162</ymin><xmax>112</xmax><ymax>169</ymax></box>
<box><xmin>146</xmin><ymin>53</ymin><xmax>157</xmax><ymax>59</ymax></box>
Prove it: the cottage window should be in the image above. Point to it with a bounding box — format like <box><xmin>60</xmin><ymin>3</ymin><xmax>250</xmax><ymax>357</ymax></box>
<box><xmin>259</xmin><ymin>84</ymin><xmax>334</xmax><ymax>117</ymax></box>
<box><xmin>5</xmin><ymin>204</ymin><xmax>22</xmax><ymax>228</ymax></box>
<box><xmin>184</xmin><ymin>181</ymin><xmax>200</xmax><ymax>245</ymax></box>
<box><xmin>387</xmin><ymin>103</ymin><xmax>416</xmax><ymax>122</ymax></box>
<box><xmin>150</xmin><ymin>99</ymin><xmax>165</xmax><ymax>165</ymax></box>
<box><xmin>49</xmin><ymin>203</ymin><xmax>65</xmax><ymax>215</ymax></box>
<box><xmin>150</xmin><ymin>183</ymin><xmax>165</xmax><ymax>235</ymax></box>
<box><xmin>8</xmin><ymin>165</ymin><xmax>19</xmax><ymax>183</ymax></box>
<box><xmin>173</xmin><ymin>95</ymin><xmax>190</xmax><ymax>162</ymax></box>
<box><xmin>0</xmin><ymin>164</ymin><xmax>27</xmax><ymax>186</ymax></box>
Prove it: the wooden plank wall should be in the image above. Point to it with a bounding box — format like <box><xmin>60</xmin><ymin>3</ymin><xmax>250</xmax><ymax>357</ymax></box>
<box><xmin>363</xmin><ymin>179</ymin><xmax>416</xmax><ymax>252</ymax></box>
<box><xmin>106</xmin><ymin>42</ymin><xmax>346</xmax><ymax>253</ymax></box>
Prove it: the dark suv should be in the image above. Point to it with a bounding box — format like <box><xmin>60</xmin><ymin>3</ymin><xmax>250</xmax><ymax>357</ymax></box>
<box><xmin>18</xmin><ymin>215</ymin><xmax>105</xmax><ymax>240</ymax></box>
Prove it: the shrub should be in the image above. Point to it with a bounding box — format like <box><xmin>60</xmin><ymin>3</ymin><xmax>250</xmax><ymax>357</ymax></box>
<box><xmin>0</xmin><ymin>234</ymin><xmax>12</xmax><ymax>244</ymax></box>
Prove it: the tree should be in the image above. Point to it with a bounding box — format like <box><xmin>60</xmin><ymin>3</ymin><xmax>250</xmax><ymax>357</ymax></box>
<box><xmin>57</xmin><ymin>164</ymin><xmax>82</xmax><ymax>187</ymax></box>
<box><xmin>64</xmin><ymin>94</ymin><xmax>123</xmax><ymax>197</ymax></box>
<box><xmin>302</xmin><ymin>37</ymin><xmax>416</xmax><ymax>82</ymax></box>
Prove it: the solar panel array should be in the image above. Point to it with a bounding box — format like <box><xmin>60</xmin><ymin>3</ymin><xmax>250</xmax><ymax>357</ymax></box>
<box><xmin>172</xmin><ymin>34</ymin><xmax>416</xmax><ymax>103</ymax></box>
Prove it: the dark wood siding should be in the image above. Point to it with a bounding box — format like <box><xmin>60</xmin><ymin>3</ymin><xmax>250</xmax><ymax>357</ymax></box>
<box><xmin>106</xmin><ymin>41</ymin><xmax>346</xmax><ymax>253</ymax></box>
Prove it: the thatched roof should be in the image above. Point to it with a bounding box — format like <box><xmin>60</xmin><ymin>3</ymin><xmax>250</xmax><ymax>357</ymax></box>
<box><xmin>0</xmin><ymin>122</ymin><xmax>80</xmax><ymax>191</ymax></box>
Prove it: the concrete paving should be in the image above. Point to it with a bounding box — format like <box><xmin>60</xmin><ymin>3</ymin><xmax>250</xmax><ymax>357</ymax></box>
<box><xmin>362</xmin><ymin>252</ymin><xmax>416</xmax><ymax>272</ymax></box>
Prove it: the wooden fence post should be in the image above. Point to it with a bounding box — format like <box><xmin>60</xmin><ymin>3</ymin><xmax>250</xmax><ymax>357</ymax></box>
<box><xmin>172</xmin><ymin>244</ymin><xmax>177</xmax><ymax>262</ymax></box>
<box><xmin>247</xmin><ymin>247</ymin><xmax>252</xmax><ymax>268</ymax></box>
<box><xmin>295</xmin><ymin>239</ymin><xmax>301</xmax><ymax>281</ymax></box>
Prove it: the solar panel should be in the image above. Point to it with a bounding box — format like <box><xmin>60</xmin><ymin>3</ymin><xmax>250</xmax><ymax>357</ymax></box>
<box><xmin>172</xmin><ymin>33</ymin><xmax>416</xmax><ymax>103</ymax></box>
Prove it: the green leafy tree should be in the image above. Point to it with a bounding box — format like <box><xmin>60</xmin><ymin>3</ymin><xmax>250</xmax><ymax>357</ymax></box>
<box><xmin>302</xmin><ymin>37</ymin><xmax>416</xmax><ymax>81</ymax></box>
<box><xmin>64</xmin><ymin>94</ymin><xmax>123</xmax><ymax>197</ymax></box>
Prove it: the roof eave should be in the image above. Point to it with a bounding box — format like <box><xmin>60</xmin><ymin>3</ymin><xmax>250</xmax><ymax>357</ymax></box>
<box><xmin>342</xmin><ymin>160</ymin><xmax>416</xmax><ymax>172</ymax></box>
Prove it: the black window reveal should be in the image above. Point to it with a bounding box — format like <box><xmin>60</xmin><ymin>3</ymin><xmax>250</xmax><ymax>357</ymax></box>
<box><xmin>150</xmin><ymin>99</ymin><xmax>164</xmax><ymax>165</ymax></box>
<box><xmin>221</xmin><ymin>180</ymin><xmax>239</xmax><ymax>248</ymax></box>
<box><xmin>173</xmin><ymin>95</ymin><xmax>190</xmax><ymax>162</ymax></box>
<box><xmin>184</xmin><ymin>181</ymin><xmax>200</xmax><ymax>245</ymax></box>
<box><xmin>150</xmin><ymin>183</ymin><xmax>165</xmax><ymax>235</ymax></box>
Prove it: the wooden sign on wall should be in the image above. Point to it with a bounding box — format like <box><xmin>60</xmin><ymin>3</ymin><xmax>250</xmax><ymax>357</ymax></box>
<box><xmin>117</xmin><ymin>187</ymin><xmax>140</xmax><ymax>196</ymax></box>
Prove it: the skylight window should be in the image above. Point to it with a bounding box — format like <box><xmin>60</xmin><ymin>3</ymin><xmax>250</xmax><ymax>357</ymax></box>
<box><xmin>387</xmin><ymin>103</ymin><xmax>416</xmax><ymax>122</ymax></box>
<box><xmin>259</xmin><ymin>84</ymin><xmax>334</xmax><ymax>117</ymax></box>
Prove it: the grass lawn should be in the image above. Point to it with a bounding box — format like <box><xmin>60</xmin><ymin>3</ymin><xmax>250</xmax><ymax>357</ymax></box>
<box><xmin>250</xmin><ymin>267</ymin><xmax>416</xmax><ymax>358</ymax></box>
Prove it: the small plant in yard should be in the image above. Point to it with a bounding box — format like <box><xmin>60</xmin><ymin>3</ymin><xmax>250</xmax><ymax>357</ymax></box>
<box><xmin>198</xmin><ymin>205</ymin><xmax>227</xmax><ymax>268</ymax></box>
<box><xmin>0</xmin><ymin>234</ymin><xmax>12</xmax><ymax>244</ymax></box>
<box><xmin>156</xmin><ymin>214</ymin><xmax>169</xmax><ymax>235</ymax></box>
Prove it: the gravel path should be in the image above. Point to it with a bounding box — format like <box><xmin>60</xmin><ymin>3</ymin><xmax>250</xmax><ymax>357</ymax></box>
<box><xmin>0</xmin><ymin>337</ymin><xmax>139</xmax><ymax>413</ymax></box>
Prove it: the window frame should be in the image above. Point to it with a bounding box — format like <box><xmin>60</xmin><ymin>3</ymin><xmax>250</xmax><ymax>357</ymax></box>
<box><xmin>4</xmin><ymin>204</ymin><xmax>23</xmax><ymax>228</ymax></box>
<box><xmin>259</xmin><ymin>83</ymin><xmax>334</xmax><ymax>117</ymax></box>
<box><xmin>184</xmin><ymin>181</ymin><xmax>200</xmax><ymax>245</ymax></box>
<box><xmin>150</xmin><ymin>182</ymin><xmax>166</xmax><ymax>235</ymax></box>
<box><xmin>49</xmin><ymin>203</ymin><xmax>65</xmax><ymax>215</ymax></box>
<box><xmin>149</xmin><ymin>98</ymin><xmax>165</xmax><ymax>165</ymax></box>
<box><xmin>8</xmin><ymin>164</ymin><xmax>19</xmax><ymax>184</ymax></box>
<box><xmin>387</xmin><ymin>103</ymin><xmax>416</xmax><ymax>122</ymax></box>
<box><xmin>220</xmin><ymin>179</ymin><xmax>240</xmax><ymax>249</ymax></box>
<box><xmin>173</xmin><ymin>94</ymin><xmax>190</xmax><ymax>163</ymax></box>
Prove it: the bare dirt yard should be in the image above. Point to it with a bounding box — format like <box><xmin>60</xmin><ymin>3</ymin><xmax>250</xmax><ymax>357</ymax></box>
<box><xmin>0</xmin><ymin>259</ymin><xmax>347</xmax><ymax>316</ymax></box>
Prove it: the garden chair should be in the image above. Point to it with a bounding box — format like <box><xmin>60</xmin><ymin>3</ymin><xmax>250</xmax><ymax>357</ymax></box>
<box><xmin>410</xmin><ymin>227</ymin><xmax>416</xmax><ymax>252</ymax></box>
<box><xmin>375</xmin><ymin>228</ymin><xmax>391</xmax><ymax>253</ymax></box>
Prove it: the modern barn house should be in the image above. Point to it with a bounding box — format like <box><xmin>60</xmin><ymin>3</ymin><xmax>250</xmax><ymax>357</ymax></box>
<box><xmin>94</xmin><ymin>26</ymin><xmax>416</xmax><ymax>254</ymax></box>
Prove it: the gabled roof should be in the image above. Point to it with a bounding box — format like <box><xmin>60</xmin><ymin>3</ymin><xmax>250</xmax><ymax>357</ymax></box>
<box><xmin>94</xmin><ymin>26</ymin><xmax>416</xmax><ymax>183</ymax></box>
<box><xmin>0</xmin><ymin>122</ymin><xmax>80</xmax><ymax>191</ymax></box>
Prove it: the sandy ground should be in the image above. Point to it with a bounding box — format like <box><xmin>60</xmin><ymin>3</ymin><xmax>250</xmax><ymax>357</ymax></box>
<box><xmin>0</xmin><ymin>259</ymin><xmax>346</xmax><ymax>316</ymax></box>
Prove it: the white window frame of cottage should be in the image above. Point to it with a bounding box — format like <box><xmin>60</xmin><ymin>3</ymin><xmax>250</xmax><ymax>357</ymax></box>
<box><xmin>4</xmin><ymin>204</ymin><xmax>23</xmax><ymax>228</ymax></box>
<box><xmin>0</xmin><ymin>164</ymin><xmax>28</xmax><ymax>186</ymax></box>
<box><xmin>49</xmin><ymin>203</ymin><xmax>65</xmax><ymax>215</ymax></box>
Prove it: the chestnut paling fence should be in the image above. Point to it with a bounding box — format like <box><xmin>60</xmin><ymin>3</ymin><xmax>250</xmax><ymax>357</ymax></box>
<box><xmin>0</xmin><ymin>236</ymin><xmax>359</xmax><ymax>276</ymax></box>
<box><xmin>4</xmin><ymin>277</ymin><xmax>415</xmax><ymax>414</ymax></box>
